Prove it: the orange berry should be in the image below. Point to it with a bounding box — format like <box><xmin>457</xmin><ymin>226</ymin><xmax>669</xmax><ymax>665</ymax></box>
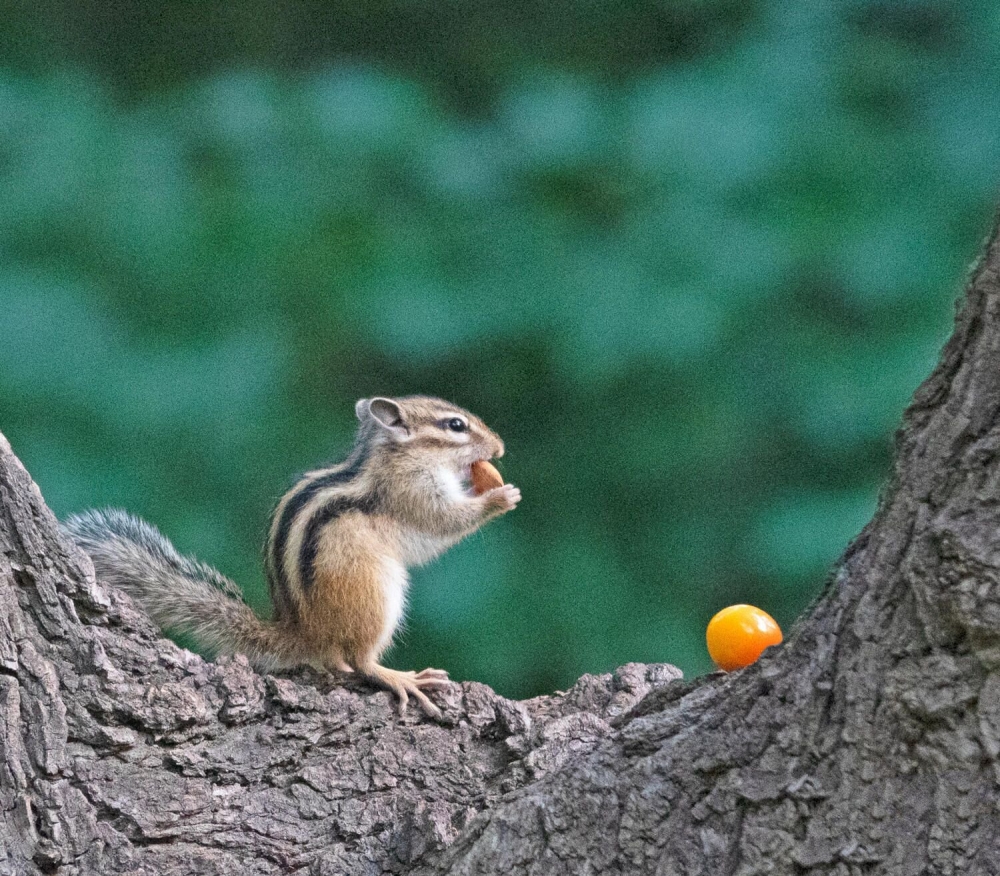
<box><xmin>706</xmin><ymin>604</ymin><xmax>783</xmax><ymax>671</ymax></box>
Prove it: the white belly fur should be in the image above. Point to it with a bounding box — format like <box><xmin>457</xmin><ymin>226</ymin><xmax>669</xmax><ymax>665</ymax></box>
<box><xmin>391</xmin><ymin>465</ymin><xmax>469</xmax><ymax>567</ymax></box>
<box><xmin>377</xmin><ymin>557</ymin><xmax>409</xmax><ymax>656</ymax></box>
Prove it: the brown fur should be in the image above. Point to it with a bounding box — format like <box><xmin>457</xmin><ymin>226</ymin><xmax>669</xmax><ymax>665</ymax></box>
<box><xmin>66</xmin><ymin>396</ymin><xmax>520</xmax><ymax>718</ymax></box>
<box><xmin>302</xmin><ymin>515</ymin><xmax>384</xmax><ymax>665</ymax></box>
<box><xmin>259</xmin><ymin>396</ymin><xmax>518</xmax><ymax>715</ymax></box>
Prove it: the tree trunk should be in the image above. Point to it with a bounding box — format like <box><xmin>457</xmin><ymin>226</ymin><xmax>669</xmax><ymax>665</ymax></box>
<box><xmin>3</xmin><ymin>222</ymin><xmax>1000</xmax><ymax>875</ymax></box>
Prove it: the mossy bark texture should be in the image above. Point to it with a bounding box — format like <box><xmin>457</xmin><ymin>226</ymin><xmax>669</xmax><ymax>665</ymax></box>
<box><xmin>3</xmin><ymin>225</ymin><xmax>1000</xmax><ymax>874</ymax></box>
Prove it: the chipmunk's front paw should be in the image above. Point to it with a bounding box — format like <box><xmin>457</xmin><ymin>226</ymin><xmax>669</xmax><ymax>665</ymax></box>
<box><xmin>485</xmin><ymin>483</ymin><xmax>521</xmax><ymax>513</ymax></box>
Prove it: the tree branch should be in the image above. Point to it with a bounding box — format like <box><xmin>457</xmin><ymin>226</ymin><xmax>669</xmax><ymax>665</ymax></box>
<box><xmin>0</xmin><ymin>447</ymin><xmax>680</xmax><ymax>875</ymax></box>
<box><xmin>3</xmin><ymin>223</ymin><xmax>1000</xmax><ymax>875</ymax></box>
<box><xmin>425</xmin><ymin>221</ymin><xmax>1000</xmax><ymax>874</ymax></box>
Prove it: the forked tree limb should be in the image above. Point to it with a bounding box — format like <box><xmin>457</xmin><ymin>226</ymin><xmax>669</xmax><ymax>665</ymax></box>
<box><xmin>425</xmin><ymin>222</ymin><xmax>1000</xmax><ymax>875</ymax></box>
<box><xmin>2</xmin><ymin>222</ymin><xmax>1000</xmax><ymax>875</ymax></box>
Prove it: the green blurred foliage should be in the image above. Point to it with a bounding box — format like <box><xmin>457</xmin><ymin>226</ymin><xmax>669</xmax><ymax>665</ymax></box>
<box><xmin>1</xmin><ymin>1</ymin><xmax>999</xmax><ymax>697</ymax></box>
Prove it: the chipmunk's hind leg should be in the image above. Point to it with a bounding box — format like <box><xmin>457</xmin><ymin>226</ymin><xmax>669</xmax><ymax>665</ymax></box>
<box><xmin>358</xmin><ymin>663</ymin><xmax>450</xmax><ymax>717</ymax></box>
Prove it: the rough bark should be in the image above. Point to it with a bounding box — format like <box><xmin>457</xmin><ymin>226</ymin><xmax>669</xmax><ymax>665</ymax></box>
<box><xmin>2</xmin><ymin>223</ymin><xmax>1000</xmax><ymax>875</ymax></box>
<box><xmin>0</xmin><ymin>428</ymin><xmax>681</xmax><ymax>875</ymax></box>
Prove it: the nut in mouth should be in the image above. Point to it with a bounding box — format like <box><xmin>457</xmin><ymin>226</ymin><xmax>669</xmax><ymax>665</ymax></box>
<box><xmin>469</xmin><ymin>459</ymin><xmax>504</xmax><ymax>495</ymax></box>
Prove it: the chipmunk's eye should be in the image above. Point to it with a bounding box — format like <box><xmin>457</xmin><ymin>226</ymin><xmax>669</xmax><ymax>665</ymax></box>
<box><xmin>446</xmin><ymin>418</ymin><xmax>468</xmax><ymax>433</ymax></box>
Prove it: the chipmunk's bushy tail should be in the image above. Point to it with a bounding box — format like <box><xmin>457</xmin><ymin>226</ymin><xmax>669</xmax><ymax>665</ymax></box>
<box><xmin>63</xmin><ymin>508</ymin><xmax>295</xmax><ymax>669</ymax></box>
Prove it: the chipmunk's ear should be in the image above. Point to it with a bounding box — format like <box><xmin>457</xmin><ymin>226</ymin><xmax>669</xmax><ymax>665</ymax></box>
<box><xmin>355</xmin><ymin>398</ymin><xmax>371</xmax><ymax>421</ymax></box>
<box><xmin>365</xmin><ymin>397</ymin><xmax>410</xmax><ymax>438</ymax></box>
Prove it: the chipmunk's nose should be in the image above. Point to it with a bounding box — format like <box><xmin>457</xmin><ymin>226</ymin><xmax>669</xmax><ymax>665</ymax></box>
<box><xmin>494</xmin><ymin>438</ymin><xmax>505</xmax><ymax>459</ymax></box>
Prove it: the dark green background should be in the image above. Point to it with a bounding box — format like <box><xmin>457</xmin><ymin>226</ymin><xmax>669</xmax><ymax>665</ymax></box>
<box><xmin>2</xmin><ymin>1</ymin><xmax>998</xmax><ymax>697</ymax></box>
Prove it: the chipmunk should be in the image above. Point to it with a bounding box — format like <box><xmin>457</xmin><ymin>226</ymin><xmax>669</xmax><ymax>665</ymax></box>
<box><xmin>63</xmin><ymin>396</ymin><xmax>520</xmax><ymax>717</ymax></box>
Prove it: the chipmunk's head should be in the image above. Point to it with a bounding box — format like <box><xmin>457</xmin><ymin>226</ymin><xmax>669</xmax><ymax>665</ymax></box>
<box><xmin>355</xmin><ymin>395</ymin><xmax>504</xmax><ymax>493</ymax></box>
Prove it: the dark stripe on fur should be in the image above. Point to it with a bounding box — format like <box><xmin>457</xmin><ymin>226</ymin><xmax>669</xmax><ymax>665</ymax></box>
<box><xmin>267</xmin><ymin>447</ymin><xmax>368</xmax><ymax>606</ymax></box>
<box><xmin>297</xmin><ymin>494</ymin><xmax>379</xmax><ymax>593</ymax></box>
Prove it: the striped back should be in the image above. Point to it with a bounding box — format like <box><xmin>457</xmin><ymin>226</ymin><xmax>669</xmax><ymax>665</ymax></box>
<box><xmin>264</xmin><ymin>448</ymin><xmax>369</xmax><ymax>622</ymax></box>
